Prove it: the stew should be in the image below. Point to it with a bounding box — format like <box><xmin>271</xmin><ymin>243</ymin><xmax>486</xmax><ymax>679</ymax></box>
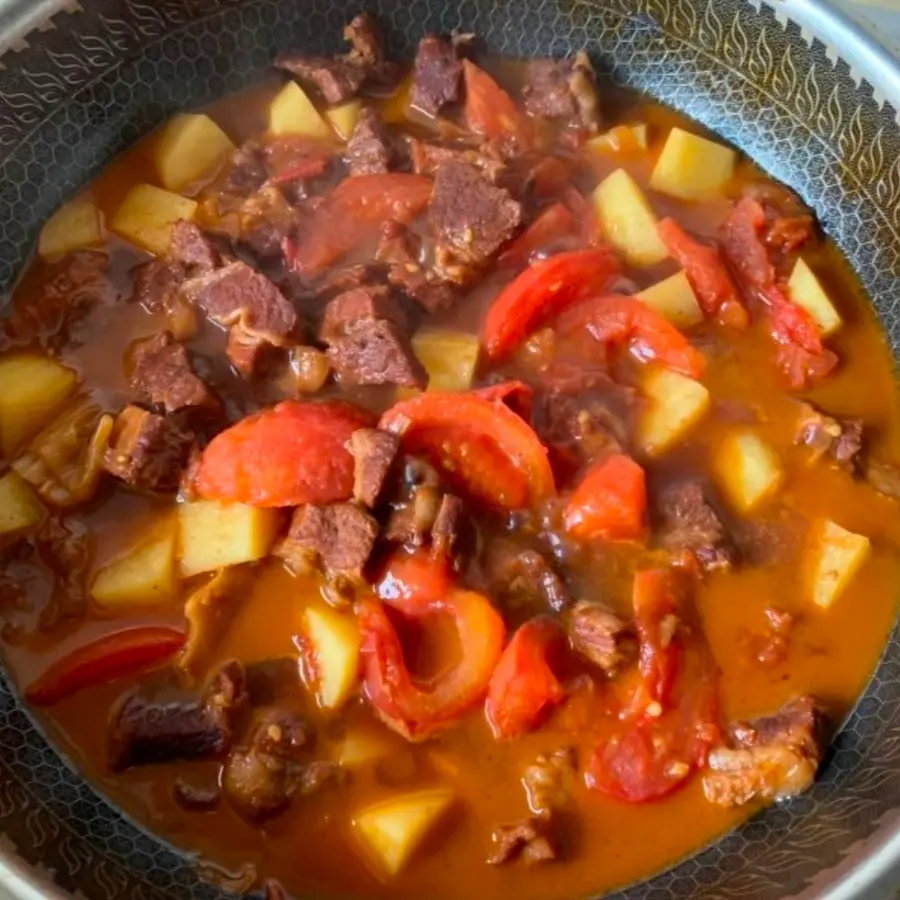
<box><xmin>1</xmin><ymin>13</ymin><xmax>899</xmax><ymax>900</ymax></box>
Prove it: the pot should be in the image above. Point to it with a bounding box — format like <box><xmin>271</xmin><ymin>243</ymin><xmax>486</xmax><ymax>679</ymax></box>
<box><xmin>0</xmin><ymin>1</ymin><xmax>899</xmax><ymax>898</ymax></box>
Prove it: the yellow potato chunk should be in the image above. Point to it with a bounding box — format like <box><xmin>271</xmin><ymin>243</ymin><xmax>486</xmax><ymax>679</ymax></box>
<box><xmin>636</xmin><ymin>271</ymin><xmax>704</xmax><ymax>328</ymax></box>
<box><xmin>0</xmin><ymin>354</ymin><xmax>78</xmax><ymax>457</ymax></box>
<box><xmin>0</xmin><ymin>471</ymin><xmax>44</xmax><ymax>537</ymax></box>
<box><xmin>715</xmin><ymin>430</ymin><xmax>783</xmax><ymax>513</ymax></box>
<box><xmin>178</xmin><ymin>500</ymin><xmax>281</xmax><ymax>578</ymax></box>
<box><xmin>807</xmin><ymin>520</ymin><xmax>871</xmax><ymax>609</ymax></box>
<box><xmin>412</xmin><ymin>330</ymin><xmax>480</xmax><ymax>391</ymax></box>
<box><xmin>339</xmin><ymin>727</ymin><xmax>396</xmax><ymax>768</ymax></box>
<box><xmin>91</xmin><ymin>531</ymin><xmax>178</xmax><ymax>608</ymax></box>
<box><xmin>325</xmin><ymin>100</ymin><xmax>362</xmax><ymax>140</ymax></box>
<box><xmin>155</xmin><ymin>113</ymin><xmax>235</xmax><ymax>192</ymax></box>
<box><xmin>111</xmin><ymin>183</ymin><xmax>198</xmax><ymax>256</ymax></box>
<box><xmin>787</xmin><ymin>258</ymin><xmax>842</xmax><ymax>337</ymax></box>
<box><xmin>353</xmin><ymin>789</ymin><xmax>455</xmax><ymax>875</ymax></box>
<box><xmin>592</xmin><ymin>168</ymin><xmax>667</xmax><ymax>266</ymax></box>
<box><xmin>650</xmin><ymin>127</ymin><xmax>736</xmax><ymax>200</ymax></box>
<box><xmin>269</xmin><ymin>81</ymin><xmax>331</xmax><ymax>139</ymax></box>
<box><xmin>301</xmin><ymin>604</ymin><xmax>361</xmax><ymax>711</ymax></box>
<box><xmin>637</xmin><ymin>367</ymin><xmax>710</xmax><ymax>457</ymax></box>
<box><xmin>38</xmin><ymin>196</ymin><xmax>104</xmax><ymax>259</ymax></box>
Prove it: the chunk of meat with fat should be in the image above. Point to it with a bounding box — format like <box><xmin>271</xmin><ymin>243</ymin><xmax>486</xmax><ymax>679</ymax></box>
<box><xmin>132</xmin><ymin>258</ymin><xmax>197</xmax><ymax>340</ymax></box>
<box><xmin>223</xmin><ymin>142</ymin><xmax>268</xmax><ymax>195</ymax></box>
<box><xmin>523</xmin><ymin>53</ymin><xmax>601</xmax><ymax>133</ymax></box>
<box><xmin>522</xmin><ymin>747</ymin><xmax>576</xmax><ymax>816</ymax></box>
<box><xmin>794</xmin><ymin>403</ymin><xmax>863</xmax><ymax>472</ymax></box>
<box><xmin>487</xmin><ymin>817</ymin><xmax>557</xmax><ymax>865</ymax></box>
<box><xmin>346</xmin><ymin>427</ymin><xmax>399</xmax><ymax>508</ymax></box>
<box><xmin>318</xmin><ymin>284</ymin><xmax>408</xmax><ymax>343</ymax></box>
<box><xmin>168</xmin><ymin>220</ymin><xmax>222</xmax><ymax>273</ymax></box>
<box><xmin>326</xmin><ymin>318</ymin><xmax>426</xmax><ymax>388</ymax></box>
<box><xmin>656</xmin><ymin>481</ymin><xmax>736</xmax><ymax>572</ymax></box>
<box><xmin>410</xmin><ymin>34</ymin><xmax>466</xmax><ymax>117</ymax></box>
<box><xmin>377</xmin><ymin>222</ymin><xmax>458</xmax><ymax>313</ymax></box>
<box><xmin>274</xmin><ymin>55</ymin><xmax>366</xmax><ymax>105</ymax></box>
<box><xmin>702</xmin><ymin>695</ymin><xmax>826</xmax><ymax>807</ymax></box>
<box><xmin>485</xmin><ymin>539</ymin><xmax>569</xmax><ymax>613</ymax></box>
<box><xmin>346</xmin><ymin>107</ymin><xmax>393</xmax><ymax>176</ymax></box>
<box><xmin>567</xmin><ymin>601</ymin><xmax>633</xmax><ymax>675</ymax></box>
<box><xmin>408</xmin><ymin>138</ymin><xmax>505</xmax><ymax>182</ymax></box>
<box><xmin>130</xmin><ymin>331</ymin><xmax>215</xmax><ymax>413</ymax></box>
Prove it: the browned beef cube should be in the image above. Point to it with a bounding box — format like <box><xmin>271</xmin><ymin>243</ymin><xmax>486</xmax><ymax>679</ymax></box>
<box><xmin>408</xmin><ymin>138</ymin><xmax>505</xmax><ymax>181</ymax></box>
<box><xmin>103</xmin><ymin>405</ymin><xmax>194</xmax><ymax>493</ymax></box>
<box><xmin>327</xmin><ymin>318</ymin><xmax>425</xmax><ymax>387</ymax></box>
<box><xmin>346</xmin><ymin>107</ymin><xmax>392</xmax><ymax>175</ymax></box>
<box><xmin>376</xmin><ymin>221</ymin><xmax>422</xmax><ymax>265</ymax></box>
<box><xmin>376</xmin><ymin>222</ymin><xmax>458</xmax><ymax>313</ymax></box>
<box><xmin>567</xmin><ymin>601</ymin><xmax>634</xmax><ymax>676</ymax></box>
<box><xmin>410</xmin><ymin>35</ymin><xmax>463</xmax><ymax>116</ymax></box>
<box><xmin>523</xmin><ymin>52</ymin><xmax>601</xmax><ymax>133</ymax></box>
<box><xmin>130</xmin><ymin>331</ymin><xmax>215</xmax><ymax>413</ymax></box>
<box><xmin>346</xmin><ymin>428</ymin><xmax>399</xmax><ymax>507</ymax></box>
<box><xmin>430</xmin><ymin>161</ymin><xmax>522</xmax><ymax>266</ymax></box>
<box><xmin>487</xmin><ymin>817</ymin><xmax>557</xmax><ymax>866</ymax></box>
<box><xmin>169</xmin><ymin>220</ymin><xmax>221</xmax><ymax>273</ymax></box>
<box><xmin>656</xmin><ymin>481</ymin><xmax>736</xmax><ymax>572</ymax></box>
<box><xmin>485</xmin><ymin>539</ymin><xmax>569</xmax><ymax>613</ymax></box>
<box><xmin>133</xmin><ymin>258</ymin><xmax>185</xmax><ymax>312</ymax></box>
<box><xmin>223</xmin><ymin>142</ymin><xmax>268</xmax><ymax>195</ymax></box>
<box><xmin>274</xmin><ymin>54</ymin><xmax>366</xmax><ymax>104</ymax></box>
<box><xmin>318</xmin><ymin>284</ymin><xmax>407</xmax><ymax>342</ymax></box>
<box><xmin>794</xmin><ymin>402</ymin><xmax>863</xmax><ymax>472</ymax></box>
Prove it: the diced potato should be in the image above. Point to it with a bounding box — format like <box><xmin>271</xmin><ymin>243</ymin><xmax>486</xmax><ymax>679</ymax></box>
<box><xmin>38</xmin><ymin>196</ymin><xmax>104</xmax><ymax>259</ymax></box>
<box><xmin>110</xmin><ymin>183</ymin><xmax>198</xmax><ymax>256</ymax></box>
<box><xmin>269</xmin><ymin>81</ymin><xmax>331</xmax><ymax>139</ymax></box>
<box><xmin>636</xmin><ymin>367</ymin><xmax>710</xmax><ymax>457</ymax></box>
<box><xmin>380</xmin><ymin>74</ymin><xmax>412</xmax><ymax>124</ymax></box>
<box><xmin>787</xmin><ymin>258</ymin><xmax>842</xmax><ymax>337</ymax></box>
<box><xmin>586</xmin><ymin>123</ymin><xmax>648</xmax><ymax>155</ymax></box>
<box><xmin>808</xmin><ymin>519</ymin><xmax>871</xmax><ymax>609</ymax></box>
<box><xmin>155</xmin><ymin>113</ymin><xmax>235</xmax><ymax>192</ymax></box>
<box><xmin>650</xmin><ymin>126</ymin><xmax>736</xmax><ymax>200</ymax></box>
<box><xmin>301</xmin><ymin>604</ymin><xmax>361</xmax><ymax>711</ymax></box>
<box><xmin>326</xmin><ymin>100</ymin><xmax>362</xmax><ymax>140</ymax></box>
<box><xmin>353</xmin><ymin>789</ymin><xmax>455</xmax><ymax>875</ymax></box>
<box><xmin>91</xmin><ymin>531</ymin><xmax>178</xmax><ymax>608</ymax></box>
<box><xmin>715</xmin><ymin>430</ymin><xmax>784</xmax><ymax>513</ymax></box>
<box><xmin>412</xmin><ymin>330</ymin><xmax>480</xmax><ymax>391</ymax></box>
<box><xmin>0</xmin><ymin>354</ymin><xmax>78</xmax><ymax>457</ymax></box>
<box><xmin>592</xmin><ymin>168</ymin><xmax>667</xmax><ymax>266</ymax></box>
<box><xmin>0</xmin><ymin>471</ymin><xmax>44</xmax><ymax>537</ymax></box>
<box><xmin>636</xmin><ymin>271</ymin><xmax>704</xmax><ymax>328</ymax></box>
<box><xmin>178</xmin><ymin>500</ymin><xmax>281</xmax><ymax>578</ymax></box>
<box><xmin>339</xmin><ymin>727</ymin><xmax>395</xmax><ymax>768</ymax></box>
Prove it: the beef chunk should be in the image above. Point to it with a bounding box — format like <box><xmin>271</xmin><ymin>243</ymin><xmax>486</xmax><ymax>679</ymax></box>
<box><xmin>794</xmin><ymin>403</ymin><xmax>863</xmax><ymax>472</ymax></box>
<box><xmin>347</xmin><ymin>428</ymin><xmax>399</xmax><ymax>507</ymax></box>
<box><xmin>747</xmin><ymin>606</ymin><xmax>794</xmax><ymax>668</ymax></box>
<box><xmin>377</xmin><ymin>222</ymin><xmax>458</xmax><ymax>313</ymax></box>
<box><xmin>522</xmin><ymin>747</ymin><xmax>576</xmax><ymax>816</ymax></box>
<box><xmin>346</xmin><ymin>107</ymin><xmax>392</xmax><ymax>175</ymax></box>
<box><xmin>523</xmin><ymin>52</ymin><xmax>601</xmax><ymax>133</ymax></box>
<box><xmin>865</xmin><ymin>458</ymin><xmax>900</xmax><ymax>501</ymax></box>
<box><xmin>224</xmin><ymin>142</ymin><xmax>268</xmax><ymax>195</ymax></box>
<box><xmin>109</xmin><ymin>661</ymin><xmax>247</xmax><ymax>771</ymax></box>
<box><xmin>134</xmin><ymin>258</ymin><xmax>185</xmax><ymax>312</ymax></box>
<box><xmin>408</xmin><ymin>138</ymin><xmax>505</xmax><ymax>182</ymax></box>
<box><xmin>276</xmin><ymin>503</ymin><xmax>377</xmax><ymax>577</ymax></box>
<box><xmin>274</xmin><ymin>55</ymin><xmax>366</xmax><ymax>105</ymax></box>
<box><xmin>169</xmin><ymin>220</ymin><xmax>221</xmax><ymax>273</ymax></box>
<box><xmin>431</xmin><ymin>494</ymin><xmax>464</xmax><ymax>559</ymax></box>
<box><xmin>318</xmin><ymin>284</ymin><xmax>407</xmax><ymax>342</ymax></box>
<box><xmin>376</xmin><ymin>221</ymin><xmax>423</xmax><ymax>265</ymax></box>
<box><xmin>327</xmin><ymin>318</ymin><xmax>426</xmax><ymax>387</ymax></box>
<box><xmin>567</xmin><ymin>601</ymin><xmax>633</xmax><ymax>675</ymax></box>
<box><xmin>238</xmin><ymin>185</ymin><xmax>300</xmax><ymax>261</ymax></box>
<box><xmin>702</xmin><ymin>695</ymin><xmax>827</xmax><ymax>808</ymax></box>
<box><xmin>343</xmin><ymin>12</ymin><xmax>398</xmax><ymax>84</ymax></box>
<box><xmin>226</xmin><ymin>326</ymin><xmax>272</xmax><ymax>378</ymax></box>
<box><xmin>130</xmin><ymin>331</ymin><xmax>215</xmax><ymax>413</ymax></box>
<box><xmin>104</xmin><ymin>405</ymin><xmax>194</xmax><ymax>493</ymax></box>
<box><xmin>410</xmin><ymin>35</ymin><xmax>463</xmax><ymax>117</ymax></box>
<box><xmin>34</xmin><ymin>517</ymin><xmax>89</xmax><ymax>627</ymax></box>
<box><xmin>486</xmin><ymin>540</ymin><xmax>569</xmax><ymax>613</ymax></box>
<box><xmin>384</xmin><ymin>483</ymin><xmax>444</xmax><ymax>547</ymax></box>
<box><xmin>487</xmin><ymin>818</ymin><xmax>557</xmax><ymax>866</ymax></box>
<box><xmin>430</xmin><ymin>162</ymin><xmax>522</xmax><ymax>269</ymax></box>
<box><xmin>657</xmin><ymin>481</ymin><xmax>736</xmax><ymax>572</ymax></box>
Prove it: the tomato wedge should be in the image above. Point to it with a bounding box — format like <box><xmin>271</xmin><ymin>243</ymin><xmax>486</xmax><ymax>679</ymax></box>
<box><xmin>375</xmin><ymin>551</ymin><xmax>452</xmax><ymax>616</ymax></box>
<box><xmin>556</xmin><ymin>295</ymin><xmax>706</xmax><ymax>379</ymax></box>
<box><xmin>25</xmin><ymin>626</ymin><xmax>186</xmax><ymax>705</ymax></box>
<box><xmin>194</xmin><ymin>400</ymin><xmax>373</xmax><ymax>507</ymax></box>
<box><xmin>497</xmin><ymin>203</ymin><xmax>577</xmax><ymax>269</ymax></box>
<box><xmin>485</xmin><ymin>616</ymin><xmax>566</xmax><ymax>740</ymax></box>
<box><xmin>358</xmin><ymin>589</ymin><xmax>506</xmax><ymax>740</ymax></box>
<box><xmin>462</xmin><ymin>60</ymin><xmax>531</xmax><ymax>147</ymax></box>
<box><xmin>286</xmin><ymin>174</ymin><xmax>432</xmax><ymax>273</ymax></box>
<box><xmin>657</xmin><ymin>218</ymin><xmax>748</xmax><ymax>330</ymax></box>
<box><xmin>482</xmin><ymin>248</ymin><xmax>621</xmax><ymax>361</ymax></box>
<box><xmin>379</xmin><ymin>391</ymin><xmax>554</xmax><ymax>510</ymax></box>
<box><xmin>474</xmin><ymin>380</ymin><xmax>534</xmax><ymax>421</ymax></box>
<box><xmin>563</xmin><ymin>454</ymin><xmax>646</xmax><ymax>542</ymax></box>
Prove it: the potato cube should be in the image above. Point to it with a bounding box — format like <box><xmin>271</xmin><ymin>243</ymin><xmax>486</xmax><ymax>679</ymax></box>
<box><xmin>110</xmin><ymin>183</ymin><xmax>198</xmax><ymax>256</ymax></box>
<box><xmin>325</xmin><ymin>100</ymin><xmax>362</xmax><ymax>140</ymax></box>
<box><xmin>637</xmin><ymin>271</ymin><xmax>704</xmax><ymax>328</ymax></box>
<box><xmin>91</xmin><ymin>531</ymin><xmax>178</xmax><ymax>607</ymax></box>
<box><xmin>339</xmin><ymin>727</ymin><xmax>396</xmax><ymax>768</ymax></box>
<box><xmin>637</xmin><ymin>366</ymin><xmax>710</xmax><ymax>457</ymax></box>
<box><xmin>412</xmin><ymin>330</ymin><xmax>480</xmax><ymax>391</ymax></box>
<box><xmin>353</xmin><ymin>789</ymin><xmax>455</xmax><ymax>875</ymax></box>
<box><xmin>586</xmin><ymin>123</ymin><xmax>648</xmax><ymax>155</ymax></box>
<box><xmin>269</xmin><ymin>81</ymin><xmax>331</xmax><ymax>139</ymax></box>
<box><xmin>808</xmin><ymin>519</ymin><xmax>871</xmax><ymax>609</ymax></box>
<box><xmin>650</xmin><ymin>127</ymin><xmax>736</xmax><ymax>200</ymax></box>
<box><xmin>787</xmin><ymin>258</ymin><xmax>842</xmax><ymax>337</ymax></box>
<box><xmin>155</xmin><ymin>113</ymin><xmax>235</xmax><ymax>192</ymax></box>
<box><xmin>0</xmin><ymin>471</ymin><xmax>44</xmax><ymax>537</ymax></box>
<box><xmin>301</xmin><ymin>604</ymin><xmax>361</xmax><ymax>711</ymax></box>
<box><xmin>592</xmin><ymin>168</ymin><xmax>667</xmax><ymax>266</ymax></box>
<box><xmin>0</xmin><ymin>354</ymin><xmax>78</xmax><ymax>456</ymax></box>
<box><xmin>178</xmin><ymin>500</ymin><xmax>280</xmax><ymax>577</ymax></box>
<box><xmin>38</xmin><ymin>196</ymin><xmax>104</xmax><ymax>259</ymax></box>
<box><xmin>715</xmin><ymin>430</ymin><xmax>783</xmax><ymax>513</ymax></box>
<box><xmin>380</xmin><ymin>74</ymin><xmax>412</xmax><ymax>124</ymax></box>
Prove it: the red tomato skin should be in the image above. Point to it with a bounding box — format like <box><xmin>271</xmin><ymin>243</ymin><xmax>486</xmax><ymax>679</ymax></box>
<box><xmin>375</xmin><ymin>551</ymin><xmax>452</xmax><ymax>616</ymax></box>
<box><xmin>498</xmin><ymin>203</ymin><xmax>577</xmax><ymax>269</ymax></box>
<box><xmin>564</xmin><ymin>454</ymin><xmax>646</xmax><ymax>542</ymax></box>
<box><xmin>195</xmin><ymin>400</ymin><xmax>373</xmax><ymax>507</ymax></box>
<box><xmin>473</xmin><ymin>380</ymin><xmax>534</xmax><ymax>422</ymax></box>
<box><xmin>462</xmin><ymin>60</ymin><xmax>530</xmax><ymax>146</ymax></box>
<box><xmin>25</xmin><ymin>627</ymin><xmax>186</xmax><ymax>705</ymax></box>
<box><xmin>485</xmin><ymin>616</ymin><xmax>566</xmax><ymax>740</ymax></box>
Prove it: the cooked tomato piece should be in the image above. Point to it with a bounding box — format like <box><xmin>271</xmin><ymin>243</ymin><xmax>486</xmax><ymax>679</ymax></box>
<box><xmin>25</xmin><ymin>626</ymin><xmax>186</xmax><ymax>705</ymax></box>
<box><xmin>632</xmin><ymin>569</ymin><xmax>681</xmax><ymax>706</ymax></box>
<box><xmin>194</xmin><ymin>400</ymin><xmax>373</xmax><ymax>507</ymax></box>
<box><xmin>498</xmin><ymin>203</ymin><xmax>576</xmax><ymax>269</ymax></box>
<box><xmin>563</xmin><ymin>187</ymin><xmax>603</xmax><ymax>247</ymax></box>
<box><xmin>482</xmin><ymin>248</ymin><xmax>621</xmax><ymax>361</ymax></box>
<box><xmin>563</xmin><ymin>454</ymin><xmax>646</xmax><ymax>542</ymax></box>
<box><xmin>721</xmin><ymin>196</ymin><xmax>775</xmax><ymax>290</ymax></box>
<box><xmin>474</xmin><ymin>380</ymin><xmax>534</xmax><ymax>421</ymax></box>
<box><xmin>485</xmin><ymin>616</ymin><xmax>566</xmax><ymax>740</ymax></box>
<box><xmin>375</xmin><ymin>551</ymin><xmax>452</xmax><ymax>616</ymax></box>
<box><xmin>556</xmin><ymin>295</ymin><xmax>706</xmax><ymax>379</ymax></box>
<box><xmin>462</xmin><ymin>60</ymin><xmax>531</xmax><ymax>147</ymax></box>
<box><xmin>358</xmin><ymin>589</ymin><xmax>506</xmax><ymax>740</ymax></box>
<box><xmin>379</xmin><ymin>391</ymin><xmax>554</xmax><ymax>510</ymax></box>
